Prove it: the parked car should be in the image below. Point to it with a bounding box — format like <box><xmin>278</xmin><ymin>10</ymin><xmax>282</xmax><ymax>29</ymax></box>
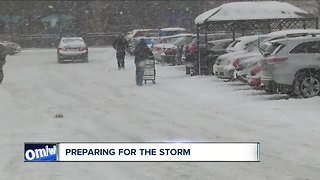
<box><xmin>57</xmin><ymin>37</ymin><xmax>88</xmax><ymax>63</ymax></box>
<box><xmin>214</xmin><ymin>29</ymin><xmax>320</xmax><ymax>80</ymax></box>
<box><xmin>152</xmin><ymin>33</ymin><xmax>194</xmax><ymax>65</ymax></box>
<box><xmin>213</xmin><ymin>35</ymin><xmax>266</xmax><ymax>79</ymax></box>
<box><xmin>184</xmin><ymin>33</ymin><xmax>234</xmax><ymax>74</ymax></box>
<box><xmin>0</xmin><ymin>41</ymin><xmax>22</xmax><ymax>55</ymax></box>
<box><xmin>235</xmin><ymin>56</ymin><xmax>263</xmax><ymax>83</ymax></box>
<box><xmin>235</xmin><ymin>29</ymin><xmax>320</xmax><ymax>81</ymax></box>
<box><xmin>248</xmin><ymin>64</ymin><xmax>263</xmax><ymax>89</ymax></box>
<box><xmin>261</xmin><ymin>35</ymin><xmax>320</xmax><ymax>98</ymax></box>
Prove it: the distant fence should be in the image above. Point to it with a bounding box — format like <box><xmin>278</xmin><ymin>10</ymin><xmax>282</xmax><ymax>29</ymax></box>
<box><xmin>18</xmin><ymin>34</ymin><xmax>59</xmax><ymax>48</ymax></box>
<box><xmin>2</xmin><ymin>32</ymin><xmax>120</xmax><ymax>48</ymax></box>
<box><xmin>83</xmin><ymin>32</ymin><xmax>118</xmax><ymax>46</ymax></box>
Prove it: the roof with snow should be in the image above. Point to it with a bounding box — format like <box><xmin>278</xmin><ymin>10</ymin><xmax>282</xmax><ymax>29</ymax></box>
<box><xmin>195</xmin><ymin>1</ymin><xmax>315</xmax><ymax>24</ymax></box>
<box><xmin>160</xmin><ymin>27</ymin><xmax>186</xmax><ymax>31</ymax></box>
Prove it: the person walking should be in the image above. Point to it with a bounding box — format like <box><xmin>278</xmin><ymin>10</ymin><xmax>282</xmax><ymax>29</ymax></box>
<box><xmin>112</xmin><ymin>34</ymin><xmax>128</xmax><ymax>70</ymax></box>
<box><xmin>0</xmin><ymin>44</ymin><xmax>7</xmax><ymax>84</ymax></box>
<box><xmin>134</xmin><ymin>39</ymin><xmax>153</xmax><ymax>86</ymax></box>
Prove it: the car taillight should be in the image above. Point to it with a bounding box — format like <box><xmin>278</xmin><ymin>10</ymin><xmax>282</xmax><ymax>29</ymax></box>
<box><xmin>232</xmin><ymin>58</ymin><xmax>240</xmax><ymax>67</ymax></box>
<box><xmin>80</xmin><ymin>47</ymin><xmax>88</xmax><ymax>51</ymax></box>
<box><xmin>165</xmin><ymin>48</ymin><xmax>172</xmax><ymax>52</ymax></box>
<box><xmin>266</xmin><ymin>57</ymin><xmax>288</xmax><ymax>64</ymax></box>
<box><xmin>164</xmin><ymin>48</ymin><xmax>175</xmax><ymax>55</ymax></box>
<box><xmin>189</xmin><ymin>45</ymin><xmax>197</xmax><ymax>54</ymax></box>
<box><xmin>250</xmin><ymin>65</ymin><xmax>262</xmax><ymax>75</ymax></box>
<box><xmin>58</xmin><ymin>47</ymin><xmax>65</xmax><ymax>51</ymax></box>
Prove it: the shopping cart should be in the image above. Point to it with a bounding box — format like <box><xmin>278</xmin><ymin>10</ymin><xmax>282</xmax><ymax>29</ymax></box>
<box><xmin>143</xmin><ymin>55</ymin><xmax>156</xmax><ymax>84</ymax></box>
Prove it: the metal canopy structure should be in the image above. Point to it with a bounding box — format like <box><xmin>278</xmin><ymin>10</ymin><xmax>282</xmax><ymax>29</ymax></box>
<box><xmin>205</xmin><ymin>18</ymin><xmax>318</xmax><ymax>34</ymax></box>
<box><xmin>194</xmin><ymin>1</ymin><xmax>319</xmax><ymax>75</ymax></box>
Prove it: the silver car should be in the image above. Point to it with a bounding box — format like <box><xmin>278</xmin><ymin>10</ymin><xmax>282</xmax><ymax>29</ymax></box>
<box><xmin>261</xmin><ymin>35</ymin><xmax>320</xmax><ymax>98</ymax></box>
<box><xmin>57</xmin><ymin>37</ymin><xmax>88</xmax><ymax>63</ymax></box>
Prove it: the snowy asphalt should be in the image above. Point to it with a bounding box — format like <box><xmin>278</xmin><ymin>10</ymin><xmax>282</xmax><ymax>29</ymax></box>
<box><xmin>0</xmin><ymin>47</ymin><xmax>319</xmax><ymax>179</ymax></box>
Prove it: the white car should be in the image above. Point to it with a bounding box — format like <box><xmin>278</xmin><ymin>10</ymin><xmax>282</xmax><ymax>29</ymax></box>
<box><xmin>57</xmin><ymin>37</ymin><xmax>88</xmax><ymax>63</ymax></box>
<box><xmin>213</xmin><ymin>35</ymin><xmax>265</xmax><ymax>78</ymax></box>
<box><xmin>261</xmin><ymin>35</ymin><xmax>320</xmax><ymax>98</ymax></box>
<box><xmin>214</xmin><ymin>29</ymin><xmax>320</xmax><ymax>79</ymax></box>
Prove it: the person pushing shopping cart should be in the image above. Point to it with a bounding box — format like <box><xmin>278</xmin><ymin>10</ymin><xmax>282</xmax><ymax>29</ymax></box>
<box><xmin>134</xmin><ymin>39</ymin><xmax>154</xmax><ymax>86</ymax></box>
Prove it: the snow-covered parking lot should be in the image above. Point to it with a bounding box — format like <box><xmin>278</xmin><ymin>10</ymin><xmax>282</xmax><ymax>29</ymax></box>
<box><xmin>0</xmin><ymin>47</ymin><xmax>320</xmax><ymax>179</ymax></box>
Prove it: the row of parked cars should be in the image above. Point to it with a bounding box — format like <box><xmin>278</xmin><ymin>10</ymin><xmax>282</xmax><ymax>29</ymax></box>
<box><xmin>211</xmin><ymin>29</ymin><xmax>320</xmax><ymax>98</ymax></box>
<box><xmin>125</xmin><ymin>27</ymin><xmax>188</xmax><ymax>56</ymax></box>
<box><xmin>125</xmin><ymin>28</ymin><xmax>320</xmax><ymax>98</ymax></box>
<box><xmin>124</xmin><ymin>28</ymin><xmax>234</xmax><ymax>72</ymax></box>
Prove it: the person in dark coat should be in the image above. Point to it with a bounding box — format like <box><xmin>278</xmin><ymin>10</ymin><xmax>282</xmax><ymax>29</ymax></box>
<box><xmin>134</xmin><ymin>39</ymin><xmax>153</xmax><ymax>86</ymax></box>
<box><xmin>112</xmin><ymin>34</ymin><xmax>128</xmax><ymax>69</ymax></box>
<box><xmin>0</xmin><ymin>44</ymin><xmax>7</xmax><ymax>84</ymax></box>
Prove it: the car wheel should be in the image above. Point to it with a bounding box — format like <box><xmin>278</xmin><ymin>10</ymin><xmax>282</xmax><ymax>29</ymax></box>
<box><xmin>83</xmin><ymin>55</ymin><xmax>89</xmax><ymax>62</ymax></box>
<box><xmin>57</xmin><ymin>55</ymin><xmax>63</xmax><ymax>63</ymax></box>
<box><xmin>186</xmin><ymin>67</ymin><xmax>190</xmax><ymax>74</ymax></box>
<box><xmin>0</xmin><ymin>70</ymin><xmax>3</xmax><ymax>83</ymax></box>
<box><xmin>293</xmin><ymin>72</ymin><xmax>320</xmax><ymax>98</ymax></box>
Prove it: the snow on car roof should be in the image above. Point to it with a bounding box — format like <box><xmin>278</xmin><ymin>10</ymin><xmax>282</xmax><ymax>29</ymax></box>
<box><xmin>160</xmin><ymin>27</ymin><xmax>186</xmax><ymax>31</ymax></box>
<box><xmin>134</xmin><ymin>36</ymin><xmax>157</xmax><ymax>40</ymax></box>
<box><xmin>159</xmin><ymin>33</ymin><xmax>195</xmax><ymax>39</ymax></box>
<box><xmin>195</xmin><ymin>1</ymin><xmax>313</xmax><ymax>24</ymax></box>
<box><xmin>236</xmin><ymin>35</ymin><xmax>263</xmax><ymax>42</ymax></box>
<box><xmin>226</xmin><ymin>34</ymin><xmax>265</xmax><ymax>52</ymax></box>
<box><xmin>132</xmin><ymin>29</ymin><xmax>158</xmax><ymax>32</ymax></box>
<box><xmin>208</xmin><ymin>38</ymin><xmax>233</xmax><ymax>44</ymax></box>
<box><xmin>269</xmin><ymin>34</ymin><xmax>320</xmax><ymax>44</ymax></box>
<box><xmin>62</xmin><ymin>37</ymin><xmax>83</xmax><ymax>40</ymax></box>
<box><xmin>266</xmin><ymin>29</ymin><xmax>320</xmax><ymax>37</ymax></box>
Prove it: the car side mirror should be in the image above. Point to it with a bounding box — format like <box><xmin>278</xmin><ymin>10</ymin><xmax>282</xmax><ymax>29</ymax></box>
<box><xmin>263</xmin><ymin>52</ymin><xmax>270</xmax><ymax>57</ymax></box>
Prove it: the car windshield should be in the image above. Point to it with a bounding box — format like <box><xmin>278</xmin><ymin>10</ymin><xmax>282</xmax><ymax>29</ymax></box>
<box><xmin>244</xmin><ymin>37</ymin><xmax>267</xmax><ymax>52</ymax></box>
<box><xmin>170</xmin><ymin>37</ymin><xmax>186</xmax><ymax>45</ymax></box>
<box><xmin>146</xmin><ymin>31</ymin><xmax>159</xmax><ymax>37</ymax></box>
<box><xmin>182</xmin><ymin>36</ymin><xmax>195</xmax><ymax>45</ymax></box>
<box><xmin>228</xmin><ymin>40</ymin><xmax>241</xmax><ymax>48</ymax></box>
<box><xmin>264</xmin><ymin>42</ymin><xmax>283</xmax><ymax>56</ymax></box>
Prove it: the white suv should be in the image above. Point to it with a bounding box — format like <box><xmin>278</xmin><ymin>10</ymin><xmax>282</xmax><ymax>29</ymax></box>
<box><xmin>261</xmin><ymin>35</ymin><xmax>320</xmax><ymax>98</ymax></box>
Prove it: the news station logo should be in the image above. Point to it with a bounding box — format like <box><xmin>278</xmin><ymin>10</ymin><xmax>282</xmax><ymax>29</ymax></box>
<box><xmin>24</xmin><ymin>143</ymin><xmax>57</xmax><ymax>162</ymax></box>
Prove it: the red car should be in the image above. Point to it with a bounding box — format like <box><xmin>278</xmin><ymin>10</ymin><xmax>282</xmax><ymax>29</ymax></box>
<box><xmin>248</xmin><ymin>64</ymin><xmax>262</xmax><ymax>89</ymax></box>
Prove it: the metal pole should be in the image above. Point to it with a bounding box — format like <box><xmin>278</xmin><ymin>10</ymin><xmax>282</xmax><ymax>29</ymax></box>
<box><xmin>232</xmin><ymin>29</ymin><xmax>235</xmax><ymax>41</ymax></box>
<box><xmin>204</xmin><ymin>24</ymin><xmax>207</xmax><ymax>51</ymax></box>
<box><xmin>232</xmin><ymin>22</ymin><xmax>235</xmax><ymax>41</ymax></box>
<box><xmin>9</xmin><ymin>14</ymin><xmax>13</xmax><ymax>42</ymax></box>
<box><xmin>203</xmin><ymin>24</ymin><xmax>208</xmax><ymax>76</ymax></box>
<box><xmin>8</xmin><ymin>2</ymin><xmax>13</xmax><ymax>42</ymax></box>
<box><xmin>197</xmin><ymin>24</ymin><xmax>200</xmax><ymax>76</ymax></box>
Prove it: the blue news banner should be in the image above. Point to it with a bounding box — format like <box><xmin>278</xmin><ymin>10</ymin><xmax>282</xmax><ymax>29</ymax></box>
<box><xmin>24</xmin><ymin>143</ymin><xmax>57</xmax><ymax>162</ymax></box>
<box><xmin>25</xmin><ymin>142</ymin><xmax>260</xmax><ymax>162</ymax></box>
